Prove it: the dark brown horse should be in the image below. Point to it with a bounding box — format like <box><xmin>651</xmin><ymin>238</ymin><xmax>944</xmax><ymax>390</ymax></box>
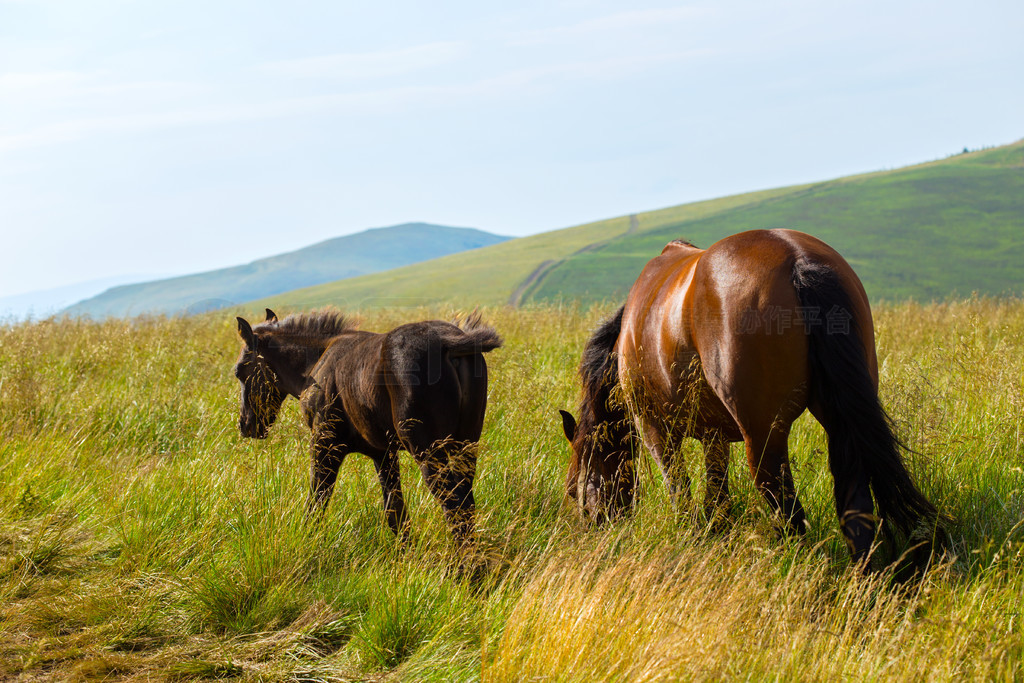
<box><xmin>559</xmin><ymin>229</ymin><xmax>941</xmax><ymax>567</ymax></box>
<box><xmin>234</xmin><ymin>308</ymin><xmax>502</xmax><ymax>545</ymax></box>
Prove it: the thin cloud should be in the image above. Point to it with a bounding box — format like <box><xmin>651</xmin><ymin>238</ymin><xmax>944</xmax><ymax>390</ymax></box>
<box><xmin>261</xmin><ymin>41</ymin><xmax>468</xmax><ymax>81</ymax></box>
<box><xmin>0</xmin><ymin>70</ymin><xmax>86</xmax><ymax>92</ymax></box>
<box><xmin>0</xmin><ymin>49</ymin><xmax>707</xmax><ymax>153</ymax></box>
<box><xmin>512</xmin><ymin>6</ymin><xmax>711</xmax><ymax>45</ymax></box>
<box><xmin>0</xmin><ymin>70</ymin><xmax>206</xmax><ymax>104</ymax></box>
<box><xmin>460</xmin><ymin>50</ymin><xmax>712</xmax><ymax>94</ymax></box>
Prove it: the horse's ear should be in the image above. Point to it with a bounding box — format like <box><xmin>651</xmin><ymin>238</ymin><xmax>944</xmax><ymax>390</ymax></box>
<box><xmin>265</xmin><ymin>308</ymin><xmax>277</xmax><ymax>323</ymax></box>
<box><xmin>237</xmin><ymin>317</ymin><xmax>256</xmax><ymax>349</ymax></box>
<box><xmin>559</xmin><ymin>409</ymin><xmax>577</xmax><ymax>442</ymax></box>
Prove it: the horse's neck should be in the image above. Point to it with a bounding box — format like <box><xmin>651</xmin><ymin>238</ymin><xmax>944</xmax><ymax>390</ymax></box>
<box><xmin>267</xmin><ymin>335</ymin><xmax>332</xmax><ymax>397</ymax></box>
<box><xmin>581</xmin><ymin>387</ymin><xmax>632</xmax><ymax>456</ymax></box>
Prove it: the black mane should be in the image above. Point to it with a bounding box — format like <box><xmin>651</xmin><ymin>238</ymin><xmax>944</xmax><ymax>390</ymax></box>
<box><xmin>669</xmin><ymin>238</ymin><xmax>699</xmax><ymax>248</ymax></box>
<box><xmin>579</xmin><ymin>305</ymin><xmax>625</xmax><ymax>409</ymax></box>
<box><xmin>255</xmin><ymin>308</ymin><xmax>356</xmax><ymax>341</ymax></box>
<box><xmin>567</xmin><ymin>304</ymin><xmax>634</xmax><ymax>515</ymax></box>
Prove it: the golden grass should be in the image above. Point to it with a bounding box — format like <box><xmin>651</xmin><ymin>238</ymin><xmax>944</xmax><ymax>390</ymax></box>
<box><xmin>487</xmin><ymin>537</ymin><xmax>1022</xmax><ymax>682</ymax></box>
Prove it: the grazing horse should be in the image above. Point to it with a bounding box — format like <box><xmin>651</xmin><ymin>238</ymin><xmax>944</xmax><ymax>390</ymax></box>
<box><xmin>233</xmin><ymin>308</ymin><xmax>502</xmax><ymax>546</ymax></box>
<box><xmin>559</xmin><ymin>229</ymin><xmax>940</xmax><ymax>567</ymax></box>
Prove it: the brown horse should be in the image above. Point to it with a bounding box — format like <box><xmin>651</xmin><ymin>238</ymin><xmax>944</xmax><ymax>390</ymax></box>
<box><xmin>234</xmin><ymin>308</ymin><xmax>502</xmax><ymax>545</ymax></box>
<box><xmin>559</xmin><ymin>229</ymin><xmax>941</xmax><ymax>567</ymax></box>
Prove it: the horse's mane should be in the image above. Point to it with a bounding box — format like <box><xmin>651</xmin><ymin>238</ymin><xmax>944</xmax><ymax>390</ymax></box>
<box><xmin>573</xmin><ymin>305</ymin><xmax>627</xmax><ymax>451</ymax></box>
<box><xmin>579</xmin><ymin>306</ymin><xmax>625</xmax><ymax>412</ymax></box>
<box><xmin>255</xmin><ymin>308</ymin><xmax>357</xmax><ymax>341</ymax></box>
<box><xmin>567</xmin><ymin>304</ymin><xmax>629</xmax><ymax>501</ymax></box>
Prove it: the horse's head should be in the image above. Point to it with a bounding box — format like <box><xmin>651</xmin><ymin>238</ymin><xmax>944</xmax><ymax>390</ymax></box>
<box><xmin>234</xmin><ymin>311</ymin><xmax>285</xmax><ymax>439</ymax></box>
<box><xmin>559</xmin><ymin>404</ymin><xmax>635</xmax><ymax>524</ymax></box>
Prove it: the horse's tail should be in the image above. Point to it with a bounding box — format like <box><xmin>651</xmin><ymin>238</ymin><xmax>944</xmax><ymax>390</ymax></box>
<box><xmin>443</xmin><ymin>311</ymin><xmax>503</xmax><ymax>356</ymax></box>
<box><xmin>791</xmin><ymin>260</ymin><xmax>939</xmax><ymax>552</ymax></box>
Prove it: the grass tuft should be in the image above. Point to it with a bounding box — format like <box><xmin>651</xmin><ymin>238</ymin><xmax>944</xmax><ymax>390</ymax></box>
<box><xmin>166</xmin><ymin>658</ymin><xmax>244</xmax><ymax>680</ymax></box>
<box><xmin>351</xmin><ymin>573</ymin><xmax>453</xmax><ymax>669</ymax></box>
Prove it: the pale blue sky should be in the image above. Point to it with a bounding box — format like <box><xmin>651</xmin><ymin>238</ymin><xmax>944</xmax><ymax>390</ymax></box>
<box><xmin>2</xmin><ymin>0</ymin><xmax>1022</xmax><ymax>298</ymax></box>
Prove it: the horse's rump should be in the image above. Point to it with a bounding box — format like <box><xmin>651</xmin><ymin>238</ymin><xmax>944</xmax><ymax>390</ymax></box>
<box><xmin>380</xmin><ymin>319</ymin><xmax>501</xmax><ymax>446</ymax></box>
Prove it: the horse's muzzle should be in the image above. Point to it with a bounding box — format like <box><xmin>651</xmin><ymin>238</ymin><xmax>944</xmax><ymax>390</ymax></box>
<box><xmin>239</xmin><ymin>417</ymin><xmax>268</xmax><ymax>439</ymax></box>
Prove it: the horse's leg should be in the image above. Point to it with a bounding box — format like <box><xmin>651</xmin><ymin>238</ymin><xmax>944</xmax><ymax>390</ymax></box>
<box><xmin>403</xmin><ymin>438</ymin><xmax>476</xmax><ymax>547</ymax></box>
<box><xmin>390</xmin><ymin>397</ymin><xmax>479</xmax><ymax>546</ymax></box>
<box><xmin>386</xmin><ymin>347</ymin><xmax>483</xmax><ymax>549</ymax></box>
<box><xmin>638</xmin><ymin>417</ymin><xmax>690</xmax><ymax>514</ymax></box>
<box><xmin>306</xmin><ymin>422</ymin><xmax>347</xmax><ymax>516</ymax></box>
<box><xmin>695</xmin><ymin>296</ymin><xmax>809</xmax><ymax>537</ymax></box>
<box><xmin>702</xmin><ymin>433</ymin><xmax>731</xmax><ymax>528</ymax></box>
<box><xmin>834</xmin><ymin>464</ymin><xmax>874</xmax><ymax>565</ymax></box>
<box><xmin>743</xmin><ymin>428</ymin><xmax>806</xmax><ymax>535</ymax></box>
<box><xmin>372</xmin><ymin>448</ymin><xmax>409</xmax><ymax>542</ymax></box>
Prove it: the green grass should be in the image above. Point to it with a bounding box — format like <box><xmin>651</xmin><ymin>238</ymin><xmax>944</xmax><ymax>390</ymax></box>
<box><xmin>255</xmin><ymin>140</ymin><xmax>1024</xmax><ymax>313</ymax></box>
<box><xmin>537</xmin><ymin>158</ymin><xmax>1024</xmax><ymax>304</ymax></box>
<box><xmin>1</xmin><ymin>300</ymin><xmax>1023</xmax><ymax>680</ymax></box>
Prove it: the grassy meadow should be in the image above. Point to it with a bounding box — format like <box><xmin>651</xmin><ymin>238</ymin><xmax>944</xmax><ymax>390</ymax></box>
<box><xmin>1</xmin><ymin>299</ymin><xmax>1023</xmax><ymax>681</ymax></box>
<box><xmin>530</xmin><ymin>144</ymin><xmax>1024</xmax><ymax>305</ymax></box>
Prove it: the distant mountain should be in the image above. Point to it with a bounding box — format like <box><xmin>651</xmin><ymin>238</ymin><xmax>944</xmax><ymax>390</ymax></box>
<box><xmin>252</xmin><ymin>139</ymin><xmax>1024</xmax><ymax>311</ymax></box>
<box><xmin>63</xmin><ymin>223</ymin><xmax>510</xmax><ymax>318</ymax></box>
<box><xmin>0</xmin><ymin>273</ymin><xmax>169</xmax><ymax>322</ymax></box>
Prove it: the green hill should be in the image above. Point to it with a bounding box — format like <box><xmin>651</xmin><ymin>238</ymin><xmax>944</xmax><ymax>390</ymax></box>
<box><xmin>63</xmin><ymin>223</ymin><xmax>509</xmax><ymax>318</ymax></box>
<box><xmin>255</xmin><ymin>140</ymin><xmax>1024</xmax><ymax>312</ymax></box>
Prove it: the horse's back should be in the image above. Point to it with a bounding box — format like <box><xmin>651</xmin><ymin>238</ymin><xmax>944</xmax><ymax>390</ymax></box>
<box><xmin>306</xmin><ymin>330</ymin><xmax>393</xmax><ymax>452</ymax></box>
<box><xmin>618</xmin><ymin>241</ymin><xmax>703</xmax><ymax>387</ymax></box>
<box><xmin>312</xmin><ymin>330</ymin><xmax>386</xmax><ymax>400</ymax></box>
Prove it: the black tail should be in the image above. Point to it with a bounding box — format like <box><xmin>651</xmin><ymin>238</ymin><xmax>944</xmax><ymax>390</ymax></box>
<box><xmin>444</xmin><ymin>313</ymin><xmax>503</xmax><ymax>356</ymax></box>
<box><xmin>792</xmin><ymin>261</ymin><xmax>939</xmax><ymax>551</ymax></box>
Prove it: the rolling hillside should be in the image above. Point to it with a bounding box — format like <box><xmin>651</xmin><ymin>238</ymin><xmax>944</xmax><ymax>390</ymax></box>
<box><xmin>64</xmin><ymin>223</ymin><xmax>509</xmax><ymax>318</ymax></box>
<box><xmin>255</xmin><ymin>140</ymin><xmax>1024</xmax><ymax>312</ymax></box>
